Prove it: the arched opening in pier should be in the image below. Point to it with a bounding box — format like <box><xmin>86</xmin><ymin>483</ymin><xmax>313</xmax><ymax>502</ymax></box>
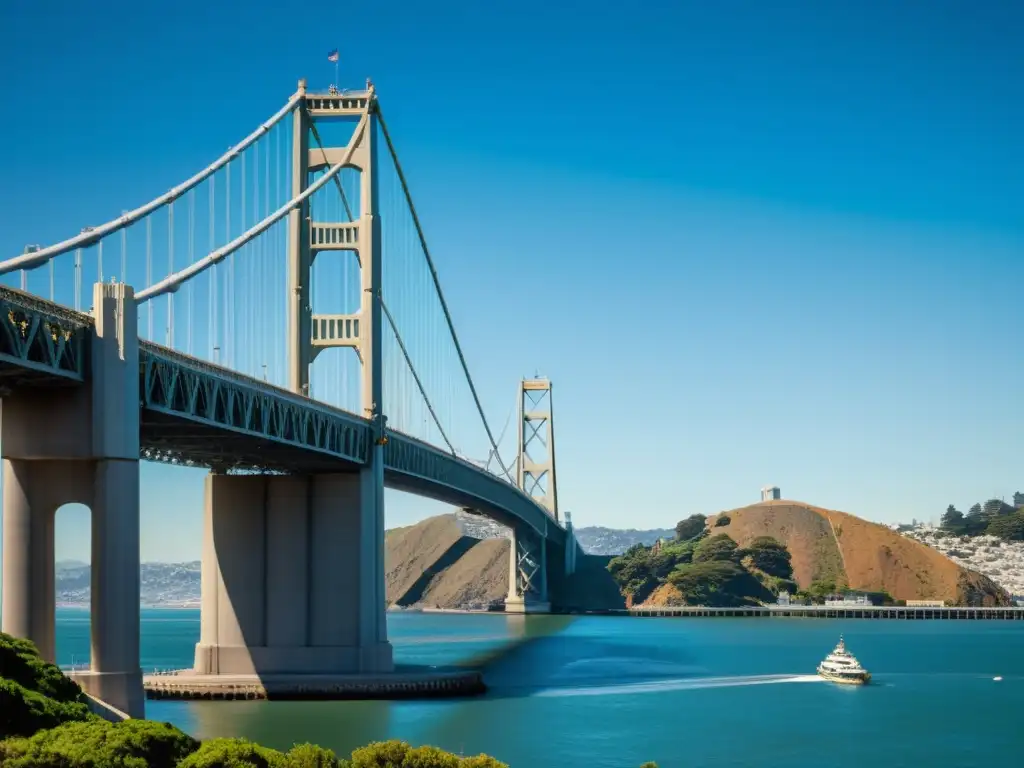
<box><xmin>54</xmin><ymin>502</ymin><xmax>91</xmax><ymax>672</ymax></box>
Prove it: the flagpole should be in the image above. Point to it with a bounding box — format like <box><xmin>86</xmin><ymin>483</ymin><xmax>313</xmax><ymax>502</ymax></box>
<box><xmin>334</xmin><ymin>59</ymin><xmax>339</xmax><ymax>88</ymax></box>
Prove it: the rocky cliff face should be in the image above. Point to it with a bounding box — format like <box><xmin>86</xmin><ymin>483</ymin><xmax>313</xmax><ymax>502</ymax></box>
<box><xmin>707</xmin><ymin>501</ymin><xmax>1011</xmax><ymax>606</ymax></box>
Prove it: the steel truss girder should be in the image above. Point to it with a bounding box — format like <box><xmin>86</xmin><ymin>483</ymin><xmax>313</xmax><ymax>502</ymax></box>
<box><xmin>384</xmin><ymin>432</ymin><xmax>558</xmax><ymax>540</ymax></box>
<box><xmin>140</xmin><ymin>342</ymin><xmax>371</xmax><ymax>468</ymax></box>
<box><xmin>510</xmin><ymin>527</ymin><xmax>545</xmax><ymax>601</ymax></box>
<box><xmin>0</xmin><ymin>287</ymin><xmax>88</xmax><ymax>382</ymax></box>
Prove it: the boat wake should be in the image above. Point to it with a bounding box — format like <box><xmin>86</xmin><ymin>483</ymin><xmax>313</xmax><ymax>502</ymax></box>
<box><xmin>531</xmin><ymin>673</ymin><xmax>824</xmax><ymax>698</ymax></box>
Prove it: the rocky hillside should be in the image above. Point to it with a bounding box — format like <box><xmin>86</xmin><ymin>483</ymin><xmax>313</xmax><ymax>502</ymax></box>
<box><xmin>706</xmin><ymin>501</ymin><xmax>1011</xmax><ymax>606</ymax></box>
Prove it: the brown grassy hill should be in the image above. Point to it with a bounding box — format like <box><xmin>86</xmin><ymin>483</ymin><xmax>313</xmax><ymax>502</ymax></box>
<box><xmin>384</xmin><ymin>514</ymin><xmax>508</xmax><ymax>608</ymax></box>
<box><xmin>384</xmin><ymin>513</ymin><xmax>626</xmax><ymax>610</ymax></box>
<box><xmin>384</xmin><ymin>514</ymin><xmax>466</xmax><ymax>604</ymax></box>
<box><xmin>707</xmin><ymin>500</ymin><xmax>1010</xmax><ymax>606</ymax></box>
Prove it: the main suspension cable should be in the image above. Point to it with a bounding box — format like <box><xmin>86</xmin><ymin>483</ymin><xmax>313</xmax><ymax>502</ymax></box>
<box><xmin>375</xmin><ymin>104</ymin><xmax>514</xmax><ymax>484</ymax></box>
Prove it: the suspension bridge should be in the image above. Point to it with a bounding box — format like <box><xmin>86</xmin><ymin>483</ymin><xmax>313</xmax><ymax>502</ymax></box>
<box><xmin>0</xmin><ymin>79</ymin><xmax>580</xmax><ymax>716</ymax></box>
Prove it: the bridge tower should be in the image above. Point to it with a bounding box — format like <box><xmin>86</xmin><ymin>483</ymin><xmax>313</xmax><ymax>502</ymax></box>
<box><xmin>506</xmin><ymin>378</ymin><xmax>559</xmax><ymax>613</ymax></box>
<box><xmin>1</xmin><ymin>283</ymin><xmax>144</xmax><ymax>717</ymax></box>
<box><xmin>193</xmin><ymin>80</ymin><xmax>393</xmax><ymax>681</ymax></box>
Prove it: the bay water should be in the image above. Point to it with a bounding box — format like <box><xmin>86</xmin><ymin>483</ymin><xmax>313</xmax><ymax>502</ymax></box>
<box><xmin>55</xmin><ymin>608</ymin><xmax>1023</xmax><ymax>767</ymax></box>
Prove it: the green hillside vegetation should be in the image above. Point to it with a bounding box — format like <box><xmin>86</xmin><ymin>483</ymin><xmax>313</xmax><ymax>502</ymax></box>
<box><xmin>607</xmin><ymin>522</ymin><xmax>799</xmax><ymax>607</ymax></box>
<box><xmin>1</xmin><ymin>632</ymin><xmax>658</xmax><ymax>768</ymax></box>
<box><xmin>940</xmin><ymin>494</ymin><xmax>1024</xmax><ymax>540</ymax></box>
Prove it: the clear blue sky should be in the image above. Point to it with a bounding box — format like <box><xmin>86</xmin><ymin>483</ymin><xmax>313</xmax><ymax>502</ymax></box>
<box><xmin>0</xmin><ymin>0</ymin><xmax>1021</xmax><ymax>563</ymax></box>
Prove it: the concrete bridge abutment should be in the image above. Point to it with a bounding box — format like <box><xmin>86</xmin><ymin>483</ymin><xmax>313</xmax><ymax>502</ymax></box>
<box><xmin>1</xmin><ymin>283</ymin><xmax>144</xmax><ymax>718</ymax></box>
<box><xmin>193</xmin><ymin>469</ymin><xmax>393</xmax><ymax>678</ymax></box>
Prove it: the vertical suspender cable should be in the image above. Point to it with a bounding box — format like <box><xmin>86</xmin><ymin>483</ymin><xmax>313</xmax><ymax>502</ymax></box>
<box><xmin>74</xmin><ymin>248</ymin><xmax>81</xmax><ymax>311</ymax></box>
<box><xmin>168</xmin><ymin>201</ymin><xmax>175</xmax><ymax>347</ymax></box>
<box><xmin>188</xmin><ymin>190</ymin><xmax>195</xmax><ymax>355</ymax></box>
<box><xmin>146</xmin><ymin>218</ymin><xmax>153</xmax><ymax>338</ymax></box>
<box><xmin>226</xmin><ymin>160</ymin><xmax>232</xmax><ymax>367</ymax></box>
<box><xmin>120</xmin><ymin>214</ymin><xmax>127</xmax><ymax>283</ymax></box>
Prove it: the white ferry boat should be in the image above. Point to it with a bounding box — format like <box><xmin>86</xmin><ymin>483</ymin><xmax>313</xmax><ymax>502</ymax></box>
<box><xmin>817</xmin><ymin>635</ymin><xmax>870</xmax><ymax>685</ymax></box>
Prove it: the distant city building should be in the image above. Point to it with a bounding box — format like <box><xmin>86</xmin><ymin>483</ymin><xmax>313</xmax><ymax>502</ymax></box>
<box><xmin>905</xmin><ymin>599</ymin><xmax>945</xmax><ymax>607</ymax></box>
<box><xmin>825</xmin><ymin>593</ymin><xmax>872</xmax><ymax>607</ymax></box>
<box><xmin>777</xmin><ymin>590</ymin><xmax>791</xmax><ymax>606</ymax></box>
<box><xmin>761</xmin><ymin>486</ymin><xmax>781</xmax><ymax>502</ymax></box>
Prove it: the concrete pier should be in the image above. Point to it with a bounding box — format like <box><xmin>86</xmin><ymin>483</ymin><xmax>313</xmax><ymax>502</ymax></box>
<box><xmin>192</xmin><ymin>471</ymin><xmax>393</xmax><ymax>678</ymax></box>
<box><xmin>144</xmin><ymin>668</ymin><xmax>484</xmax><ymax>701</ymax></box>
<box><xmin>1</xmin><ymin>283</ymin><xmax>144</xmax><ymax>718</ymax></box>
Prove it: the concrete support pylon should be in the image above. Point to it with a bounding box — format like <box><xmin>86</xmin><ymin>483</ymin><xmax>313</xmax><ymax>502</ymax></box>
<box><xmin>0</xmin><ymin>282</ymin><xmax>143</xmax><ymax>718</ymax></box>
<box><xmin>192</xmin><ymin>472</ymin><xmax>393</xmax><ymax>676</ymax></box>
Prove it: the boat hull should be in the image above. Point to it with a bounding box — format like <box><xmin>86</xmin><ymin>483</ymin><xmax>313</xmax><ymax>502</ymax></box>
<box><xmin>818</xmin><ymin>670</ymin><xmax>870</xmax><ymax>685</ymax></box>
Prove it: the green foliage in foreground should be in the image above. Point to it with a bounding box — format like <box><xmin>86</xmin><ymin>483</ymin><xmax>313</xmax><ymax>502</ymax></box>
<box><xmin>0</xmin><ymin>719</ymin><xmax>198</xmax><ymax>768</ymax></box>
<box><xmin>0</xmin><ymin>633</ymin><xmax>95</xmax><ymax>739</ymax></box>
<box><xmin>0</xmin><ymin>633</ymin><xmax>658</xmax><ymax>767</ymax></box>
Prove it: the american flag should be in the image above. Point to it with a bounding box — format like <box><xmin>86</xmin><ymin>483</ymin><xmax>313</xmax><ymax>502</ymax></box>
<box><xmin>327</xmin><ymin>49</ymin><xmax>339</xmax><ymax>62</ymax></box>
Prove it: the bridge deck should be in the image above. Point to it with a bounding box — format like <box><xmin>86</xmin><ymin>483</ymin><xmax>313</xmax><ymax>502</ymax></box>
<box><xmin>0</xmin><ymin>288</ymin><xmax>563</xmax><ymax>539</ymax></box>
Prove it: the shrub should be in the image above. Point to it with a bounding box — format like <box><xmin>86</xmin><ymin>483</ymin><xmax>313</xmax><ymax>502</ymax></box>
<box><xmin>177</xmin><ymin>738</ymin><xmax>288</xmax><ymax>768</ymax></box>
<box><xmin>674</xmin><ymin>514</ymin><xmax>707</xmax><ymax>541</ymax></box>
<box><xmin>714</xmin><ymin>514</ymin><xmax>731</xmax><ymax>527</ymax></box>
<box><xmin>350</xmin><ymin>741</ymin><xmax>505</xmax><ymax>768</ymax></box>
<box><xmin>0</xmin><ymin>632</ymin><xmax>88</xmax><ymax>704</ymax></box>
<box><xmin>400</xmin><ymin>744</ymin><xmax>460</xmax><ymax>768</ymax></box>
<box><xmin>351</xmin><ymin>741</ymin><xmax>410</xmax><ymax>767</ymax></box>
<box><xmin>288</xmin><ymin>742</ymin><xmax>349</xmax><ymax>768</ymax></box>
<box><xmin>743</xmin><ymin>536</ymin><xmax>794</xmax><ymax>579</ymax></box>
<box><xmin>459</xmin><ymin>756</ymin><xmax>508</xmax><ymax>768</ymax></box>
<box><xmin>0</xmin><ymin>719</ymin><xmax>198</xmax><ymax>768</ymax></box>
<box><xmin>0</xmin><ymin>677</ymin><xmax>94</xmax><ymax>739</ymax></box>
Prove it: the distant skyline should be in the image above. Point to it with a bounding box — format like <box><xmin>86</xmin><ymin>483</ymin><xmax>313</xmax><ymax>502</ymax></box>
<box><xmin>0</xmin><ymin>0</ymin><xmax>1022</xmax><ymax>563</ymax></box>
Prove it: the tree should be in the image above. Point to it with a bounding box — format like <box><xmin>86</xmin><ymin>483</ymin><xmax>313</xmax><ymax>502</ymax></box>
<box><xmin>607</xmin><ymin>545</ymin><xmax>657</xmax><ymax>601</ymax></box>
<box><xmin>674</xmin><ymin>514</ymin><xmax>707</xmax><ymax>541</ymax></box>
<box><xmin>1014</xmin><ymin>491</ymin><xmax>1024</xmax><ymax>509</ymax></box>
<box><xmin>692</xmin><ymin>533</ymin><xmax>738</xmax><ymax>563</ymax></box>
<box><xmin>667</xmin><ymin>560</ymin><xmax>769</xmax><ymax>606</ymax></box>
<box><xmin>742</xmin><ymin>536</ymin><xmax>793</xmax><ymax>579</ymax></box>
<box><xmin>806</xmin><ymin>579</ymin><xmax>838</xmax><ymax>603</ymax></box>
<box><xmin>986</xmin><ymin>511</ymin><xmax>1024</xmax><ymax>542</ymax></box>
<box><xmin>982</xmin><ymin>499</ymin><xmax>1014</xmax><ymax>521</ymax></box>
<box><xmin>964</xmin><ymin>504</ymin><xmax>987</xmax><ymax>536</ymax></box>
<box><xmin>941</xmin><ymin>505</ymin><xmax>965</xmax><ymax>532</ymax></box>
